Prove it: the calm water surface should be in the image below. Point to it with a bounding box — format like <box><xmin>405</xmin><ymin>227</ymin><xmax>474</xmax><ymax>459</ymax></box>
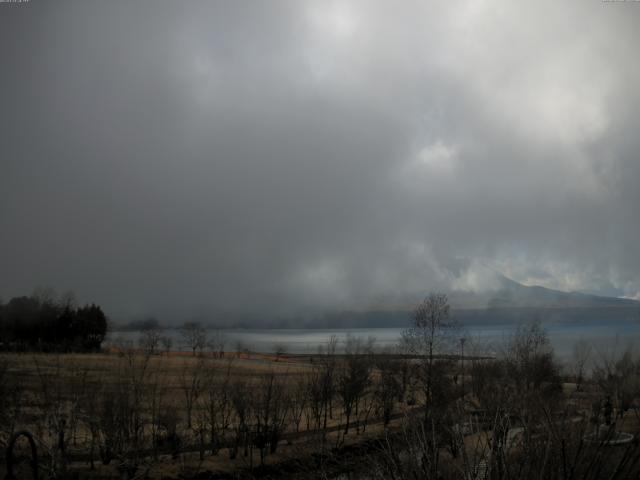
<box><xmin>108</xmin><ymin>320</ymin><xmax>640</xmax><ymax>361</ymax></box>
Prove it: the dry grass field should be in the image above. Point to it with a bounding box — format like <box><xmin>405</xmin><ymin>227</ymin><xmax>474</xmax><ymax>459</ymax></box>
<box><xmin>0</xmin><ymin>350</ymin><xmax>420</xmax><ymax>479</ymax></box>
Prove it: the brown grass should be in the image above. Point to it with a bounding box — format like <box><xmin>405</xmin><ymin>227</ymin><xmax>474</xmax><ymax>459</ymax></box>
<box><xmin>0</xmin><ymin>351</ymin><xmax>414</xmax><ymax>479</ymax></box>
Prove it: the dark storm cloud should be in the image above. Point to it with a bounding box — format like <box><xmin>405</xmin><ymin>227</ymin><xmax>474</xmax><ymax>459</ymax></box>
<box><xmin>1</xmin><ymin>0</ymin><xmax>640</xmax><ymax>321</ymax></box>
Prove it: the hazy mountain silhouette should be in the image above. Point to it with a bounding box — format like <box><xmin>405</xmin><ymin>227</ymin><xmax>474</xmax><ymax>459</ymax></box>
<box><xmin>318</xmin><ymin>263</ymin><xmax>640</xmax><ymax>329</ymax></box>
<box><xmin>448</xmin><ymin>274</ymin><xmax>640</xmax><ymax>310</ymax></box>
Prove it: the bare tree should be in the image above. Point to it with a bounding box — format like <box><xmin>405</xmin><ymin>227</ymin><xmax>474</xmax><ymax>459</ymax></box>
<box><xmin>402</xmin><ymin>293</ymin><xmax>460</xmax><ymax>410</ymax></box>
<box><xmin>0</xmin><ymin>358</ymin><xmax>24</xmax><ymax>449</ymax></box>
<box><xmin>571</xmin><ymin>338</ymin><xmax>592</xmax><ymax>391</ymax></box>
<box><xmin>374</xmin><ymin>355</ymin><xmax>402</xmax><ymax>427</ymax></box>
<box><xmin>207</xmin><ymin>329</ymin><xmax>226</xmax><ymax>358</ymax></box>
<box><xmin>234</xmin><ymin>339</ymin><xmax>247</xmax><ymax>359</ymax></box>
<box><xmin>337</xmin><ymin>335</ymin><xmax>373</xmax><ymax>435</ymax></box>
<box><xmin>32</xmin><ymin>355</ymin><xmax>73</xmax><ymax>477</ymax></box>
<box><xmin>229</xmin><ymin>380</ymin><xmax>250</xmax><ymax>460</ymax></box>
<box><xmin>288</xmin><ymin>374</ymin><xmax>308</xmax><ymax>434</ymax></box>
<box><xmin>161</xmin><ymin>335</ymin><xmax>173</xmax><ymax>355</ymax></box>
<box><xmin>593</xmin><ymin>347</ymin><xmax>640</xmax><ymax>421</ymax></box>
<box><xmin>90</xmin><ymin>351</ymin><xmax>150</xmax><ymax>475</ymax></box>
<box><xmin>305</xmin><ymin>369</ymin><xmax>325</xmax><ymax>432</ymax></box>
<box><xmin>79</xmin><ymin>375</ymin><xmax>103</xmax><ymax>470</ymax></box>
<box><xmin>503</xmin><ymin>319</ymin><xmax>559</xmax><ymax>395</ymax></box>
<box><xmin>273</xmin><ymin>342</ymin><xmax>287</xmax><ymax>361</ymax></box>
<box><xmin>202</xmin><ymin>359</ymin><xmax>234</xmax><ymax>455</ymax></box>
<box><xmin>181</xmin><ymin>321</ymin><xmax>207</xmax><ymax>356</ymax></box>
<box><xmin>317</xmin><ymin>335</ymin><xmax>338</xmax><ymax>427</ymax></box>
<box><xmin>146</xmin><ymin>359</ymin><xmax>168</xmax><ymax>460</ymax></box>
<box><xmin>138</xmin><ymin>318</ymin><xmax>163</xmax><ymax>356</ymax></box>
<box><xmin>180</xmin><ymin>358</ymin><xmax>205</xmax><ymax>429</ymax></box>
<box><xmin>251</xmin><ymin>371</ymin><xmax>289</xmax><ymax>463</ymax></box>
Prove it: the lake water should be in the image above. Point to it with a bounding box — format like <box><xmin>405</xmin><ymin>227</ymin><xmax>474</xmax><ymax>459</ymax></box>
<box><xmin>107</xmin><ymin>319</ymin><xmax>640</xmax><ymax>363</ymax></box>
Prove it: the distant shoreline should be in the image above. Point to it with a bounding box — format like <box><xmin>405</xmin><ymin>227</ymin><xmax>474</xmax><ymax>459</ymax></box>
<box><xmin>110</xmin><ymin>305</ymin><xmax>640</xmax><ymax>332</ymax></box>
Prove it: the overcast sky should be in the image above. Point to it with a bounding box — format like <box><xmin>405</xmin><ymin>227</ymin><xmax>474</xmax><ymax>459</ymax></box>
<box><xmin>1</xmin><ymin>0</ymin><xmax>639</xmax><ymax>321</ymax></box>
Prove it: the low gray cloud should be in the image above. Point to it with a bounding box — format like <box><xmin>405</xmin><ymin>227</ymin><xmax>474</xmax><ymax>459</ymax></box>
<box><xmin>1</xmin><ymin>0</ymin><xmax>639</xmax><ymax>321</ymax></box>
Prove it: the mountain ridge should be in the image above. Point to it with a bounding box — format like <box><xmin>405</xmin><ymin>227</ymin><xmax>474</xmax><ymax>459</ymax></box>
<box><xmin>365</xmin><ymin>269</ymin><xmax>640</xmax><ymax>311</ymax></box>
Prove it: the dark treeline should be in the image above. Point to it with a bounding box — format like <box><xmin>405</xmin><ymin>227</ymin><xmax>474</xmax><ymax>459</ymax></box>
<box><xmin>0</xmin><ymin>290</ymin><xmax>107</xmax><ymax>352</ymax></box>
